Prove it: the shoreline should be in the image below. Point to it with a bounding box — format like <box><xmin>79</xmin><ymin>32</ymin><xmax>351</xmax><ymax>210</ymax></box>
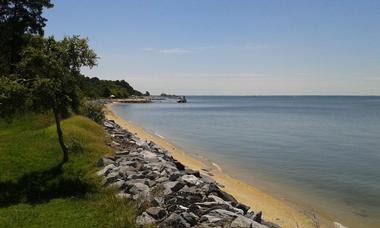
<box><xmin>105</xmin><ymin>103</ymin><xmax>332</xmax><ymax>228</ymax></box>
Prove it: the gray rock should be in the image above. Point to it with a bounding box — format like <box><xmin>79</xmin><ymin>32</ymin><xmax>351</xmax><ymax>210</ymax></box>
<box><xmin>141</xmin><ymin>150</ymin><xmax>159</xmax><ymax>161</ymax></box>
<box><xmin>181</xmin><ymin>212</ymin><xmax>199</xmax><ymax>226</ymax></box>
<box><xmin>253</xmin><ymin>211</ymin><xmax>262</xmax><ymax>224</ymax></box>
<box><xmin>207</xmin><ymin>183</ymin><xmax>238</xmax><ymax>204</ymax></box>
<box><xmin>108</xmin><ymin>179</ymin><xmax>125</xmax><ymax>189</ymax></box>
<box><xmin>115</xmin><ymin>150</ymin><xmax>129</xmax><ymax>156</ymax></box>
<box><xmin>96</xmin><ymin>164</ymin><xmax>115</xmax><ymax>176</ymax></box>
<box><xmin>207</xmin><ymin>209</ymin><xmax>239</xmax><ymax>220</ymax></box>
<box><xmin>181</xmin><ymin>175</ymin><xmax>203</xmax><ymax>186</ymax></box>
<box><xmin>171</xmin><ymin>181</ymin><xmax>185</xmax><ymax>192</ymax></box>
<box><xmin>207</xmin><ymin>194</ymin><xmax>226</xmax><ymax>204</ymax></box>
<box><xmin>129</xmin><ymin>183</ymin><xmax>150</xmax><ymax>195</ymax></box>
<box><xmin>136</xmin><ymin>212</ymin><xmax>156</xmax><ymax>226</ymax></box>
<box><xmin>151</xmin><ymin>197</ymin><xmax>164</xmax><ymax>207</ymax></box>
<box><xmin>96</xmin><ymin>157</ymin><xmax>114</xmax><ymax>167</ymax></box>
<box><xmin>169</xmin><ymin>173</ymin><xmax>181</xmax><ymax>181</ymax></box>
<box><xmin>103</xmin><ymin>121</ymin><xmax>114</xmax><ymax>128</ymax></box>
<box><xmin>231</xmin><ymin>215</ymin><xmax>267</xmax><ymax>228</ymax></box>
<box><xmin>199</xmin><ymin>214</ymin><xmax>223</xmax><ymax>224</ymax></box>
<box><xmin>102</xmin><ymin>171</ymin><xmax>119</xmax><ymax>185</ymax></box>
<box><xmin>185</xmin><ymin>168</ymin><xmax>201</xmax><ymax>178</ymax></box>
<box><xmin>146</xmin><ymin>207</ymin><xmax>167</xmax><ymax>220</ymax></box>
<box><xmin>161</xmin><ymin>213</ymin><xmax>190</xmax><ymax>228</ymax></box>
<box><xmin>116</xmin><ymin>192</ymin><xmax>131</xmax><ymax>198</ymax></box>
<box><xmin>235</xmin><ymin>203</ymin><xmax>250</xmax><ymax>214</ymax></box>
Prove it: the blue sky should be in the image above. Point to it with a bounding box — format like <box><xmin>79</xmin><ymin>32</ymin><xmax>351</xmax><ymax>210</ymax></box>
<box><xmin>45</xmin><ymin>0</ymin><xmax>380</xmax><ymax>95</ymax></box>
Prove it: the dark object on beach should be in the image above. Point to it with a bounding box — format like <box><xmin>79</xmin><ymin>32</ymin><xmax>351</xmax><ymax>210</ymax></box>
<box><xmin>253</xmin><ymin>211</ymin><xmax>262</xmax><ymax>223</ymax></box>
<box><xmin>177</xmin><ymin>96</ymin><xmax>187</xmax><ymax>103</ymax></box>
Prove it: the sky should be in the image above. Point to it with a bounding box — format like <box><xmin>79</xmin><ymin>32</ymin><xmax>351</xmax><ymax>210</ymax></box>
<box><xmin>44</xmin><ymin>0</ymin><xmax>380</xmax><ymax>95</ymax></box>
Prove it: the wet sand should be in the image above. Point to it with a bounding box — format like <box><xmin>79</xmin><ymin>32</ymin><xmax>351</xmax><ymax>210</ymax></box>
<box><xmin>105</xmin><ymin>103</ymin><xmax>331</xmax><ymax>228</ymax></box>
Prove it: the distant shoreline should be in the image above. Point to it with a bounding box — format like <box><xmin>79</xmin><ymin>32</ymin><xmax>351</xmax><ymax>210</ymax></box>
<box><xmin>104</xmin><ymin>102</ymin><xmax>335</xmax><ymax>228</ymax></box>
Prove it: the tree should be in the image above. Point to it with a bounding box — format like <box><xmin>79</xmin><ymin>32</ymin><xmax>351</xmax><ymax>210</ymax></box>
<box><xmin>144</xmin><ymin>91</ymin><xmax>150</xmax><ymax>96</ymax></box>
<box><xmin>0</xmin><ymin>0</ymin><xmax>53</xmax><ymax>74</ymax></box>
<box><xmin>15</xmin><ymin>36</ymin><xmax>97</xmax><ymax>162</ymax></box>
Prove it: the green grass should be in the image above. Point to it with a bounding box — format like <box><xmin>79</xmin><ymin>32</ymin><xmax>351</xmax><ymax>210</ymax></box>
<box><xmin>0</xmin><ymin>114</ymin><xmax>138</xmax><ymax>227</ymax></box>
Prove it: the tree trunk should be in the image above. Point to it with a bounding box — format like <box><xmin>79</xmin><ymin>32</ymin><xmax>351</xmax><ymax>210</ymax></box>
<box><xmin>53</xmin><ymin>109</ymin><xmax>68</xmax><ymax>162</ymax></box>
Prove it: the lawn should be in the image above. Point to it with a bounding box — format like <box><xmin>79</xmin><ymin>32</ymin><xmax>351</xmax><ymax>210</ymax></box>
<box><xmin>0</xmin><ymin>114</ymin><xmax>138</xmax><ymax>227</ymax></box>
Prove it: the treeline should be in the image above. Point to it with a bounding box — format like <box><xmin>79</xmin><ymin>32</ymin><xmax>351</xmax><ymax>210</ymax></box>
<box><xmin>78</xmin><ymin>77</ymin><xmax>142</xmax><ymax>99</ymax></box>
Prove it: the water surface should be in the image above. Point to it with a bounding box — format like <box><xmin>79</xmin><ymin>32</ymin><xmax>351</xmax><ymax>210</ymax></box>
<box><xmin>113</xmin><ymin>96</ymin><xmax>380</xmax><ymax>227</ymax></box>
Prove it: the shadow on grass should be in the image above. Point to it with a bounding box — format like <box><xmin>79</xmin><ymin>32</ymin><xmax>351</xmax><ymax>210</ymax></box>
<box><xmin>0</xmin><ymin>162</ymin><xmax>93</xmax><ymax>207</ymax></box>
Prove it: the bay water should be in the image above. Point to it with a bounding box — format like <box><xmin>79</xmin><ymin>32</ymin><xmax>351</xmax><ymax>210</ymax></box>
<box><xmin>112</xmin><ymin>96</ymin><xmax>380</xmax><ymax>227</ymax></box>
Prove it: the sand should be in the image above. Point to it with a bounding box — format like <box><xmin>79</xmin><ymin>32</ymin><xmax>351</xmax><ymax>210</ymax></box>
<box><xmin>105</xmin><ymin>103</ymin><xmax>329</xmax><ymax>228</ymax></box>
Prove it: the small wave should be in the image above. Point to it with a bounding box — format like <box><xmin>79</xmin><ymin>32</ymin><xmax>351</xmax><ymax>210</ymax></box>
<box><xmin>334</xmin><ymin>221</ymin><xmax>348</xmax><ymax>228</ymax></box>
<box><xmin>155</xmin><ymin>133</ymin><xmax>165</xmax><ymax>139</ymax></box>
<box><xmin>212</xmin><ymin>162</ymin><xmax>222</xmax><ymax>172</ymax></box>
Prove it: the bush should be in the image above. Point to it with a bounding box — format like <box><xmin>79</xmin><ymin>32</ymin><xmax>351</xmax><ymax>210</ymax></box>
<box><xmin>79</xmin><ymin>101</ymin><xmax>105</xmax><ymax>124</ymax></box>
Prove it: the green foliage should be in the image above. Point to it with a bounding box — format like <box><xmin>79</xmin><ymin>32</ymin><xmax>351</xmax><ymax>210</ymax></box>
<box><xmin>0</xmin><ymin>114</ymin><xmax>138</xmax><ymax>227</ymax></box>
<box><xmin>79</xmin><ymin>101</ymin><xmax>105</xmax><ymax>124</ymax></box>
<box><xmin>0</xmin><ymin>76</ymin><xmax>29</xmax><ymax>121</ymax></box>
<box><xmin>0</xmin><ymin>0</ymin><xmax>53</xmax><ymax>74</ymax></box>
<box><xmin>17</xmin><ymin>35</ymin><xmax>97</xmax><ymax>115</ymax></box>
<box><xmin>77</xmin><ymin>77</ymin><xmax>142</xmax><ymax>99</ymax></box>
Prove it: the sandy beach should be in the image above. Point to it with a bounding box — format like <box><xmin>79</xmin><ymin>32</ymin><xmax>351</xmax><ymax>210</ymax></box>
<box><xmin>105</xmin><ymin>103</ymin><xmax>331</xmax><ymax>228</ymax></box>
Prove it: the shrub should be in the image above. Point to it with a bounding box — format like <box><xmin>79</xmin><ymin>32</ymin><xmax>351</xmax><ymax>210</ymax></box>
<box><xmin>79</xmin><ymin>101</ymin><xmax>105</xmax><ymax>124</ymax></box>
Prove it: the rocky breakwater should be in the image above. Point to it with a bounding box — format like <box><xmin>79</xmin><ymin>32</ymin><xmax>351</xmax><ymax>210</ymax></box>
<box><xmin>97</xmin><ymin>119</ymin><xmax>279</xmax><ymax>228</ymax></box>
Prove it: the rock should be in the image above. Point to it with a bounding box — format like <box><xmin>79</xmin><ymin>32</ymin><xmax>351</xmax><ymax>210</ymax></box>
<box><xmin>181</xmin><ymin>212</ymin><xmax>199</xmax><ymax>226</ymax></box>
<box><xmin>103</xmin><ymin>121</ymin><xmax>114</xmax><ymax>128</ymax></box>
<box><xmin>136</xmin><ymin>212</ymin><xmax>156</xmax><ymax>226</ymax></box>
<box><xmin>116</xmin><ymin>192</ymin><xmax>131</xmax><ymax>198</ymax></box>
<box><xmin>96</xmin><ymin>157</ymin><xmax>114</xmax><ymax>167</ymax></box>
<box><xmin>207</xmin><ymin>194</ymin><xmax>226</xmax><ymax>204</ymax></box>
<box><xmin>102</xmin><ymin>172</ymin><xmax>119</xmax><ymax>185</ymax></box>
<box><xmin>141</xmin><ymin>150</ymin><xmax>159</xmax><ymax>161</ymax></box>
<box><xmin>111</xmin><ymin>141</ymin><xmax>120</xmax><ymax>147</ymax></box>
<box><xmin>200</xmin><ymin>175</ymin><xmax>216</xmax><ymax>184</ymax></box>
<box><xmin>174</xmin><ymin>160</ymin><xmax>185</xmax><ymax>171</ymax></box>
<box><xmin>207</xmin><ymin>183</ymin><xmax>238</xmax><ymax>204</ymax></box>
<box><xmin>151</xmin><ymin>197</ymin><xmax>164</xmax><ymax>207</ymax></box>
<box><xmin>108</xmin><ymin>179</ymin><xmax>125</xmax><ymax>189</ymax></box>
<box><xmin>171</xmin><ymin>181</ymin><xmax>186</xmax><ymax>192</ymax></box>
<box><xmin>231</xmin><ymin>215</ymin><xmax>266</xmax><ymax>228</ymax></box>
<box><xmin>169</xmin><ymin>173</ymin><xmax>181</xmax><ymax>181</ymax></box>
<box><xmin>185</xmin><ymin>168</ymin><xmax>201</xmax><ymax>178</ymax></box>
<box><xmin>146</xmin><ymin>207</ymin><xmax>167</xmax><ymax>220</ymax></box>
<box><xmin>207</xmin><ymin>209</ymin><xmax>239</xmax><ymax>221</ymax></box>
<box><xmin>181</xmin><ymin>175</ymin><xmax>203</xmax><ymax>186</ymax></box>
<box><xmin>254</xmin><ymin>211</ymin><xmax>262</xmax><ymax>224</ymax></box>
<box><xmin>115</xmin><ymin>150</ymin><xmax>129</xmax><ymax>157</ymax></box>
<box><xmin>199</xmin><ymin>214</ymin><xmax>223</xmax><ymax>224</ymax></box>
<box><xmin>161</xmin><ymin>213</ymin><xmax>190</xmax><ymax>228</ymax></box>
<box><xmin>235</xmin><ymin>203</ymin><xmax>250</xmax><ymax>214</ymax></box>
<box><xmin>129</xmin><ymin>183</ymin><xmax>150</xmax><ymax>195</ymax></box>
<box><xmin>96</xmin><ymin>164</ymin><xmax>115</xmax><ymax>176</ymax></box>
<box><xmin>162</xmin><ymin>181</ymin><xmax>178</xmax><ymax>195</ymax></box>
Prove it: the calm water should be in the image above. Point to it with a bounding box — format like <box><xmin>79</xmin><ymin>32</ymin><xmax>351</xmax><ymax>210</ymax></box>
<box><xmin>112</xmin><ymin>96</ymin><xmax>380</xmax><ymax>227</ymax></box>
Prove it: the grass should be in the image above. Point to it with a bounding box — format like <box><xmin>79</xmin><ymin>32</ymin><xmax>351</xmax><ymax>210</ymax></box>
<box><xmin>0</xmin><ymin>114</ymin><xmax>138</xmax><ymax>227</ymax></box>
